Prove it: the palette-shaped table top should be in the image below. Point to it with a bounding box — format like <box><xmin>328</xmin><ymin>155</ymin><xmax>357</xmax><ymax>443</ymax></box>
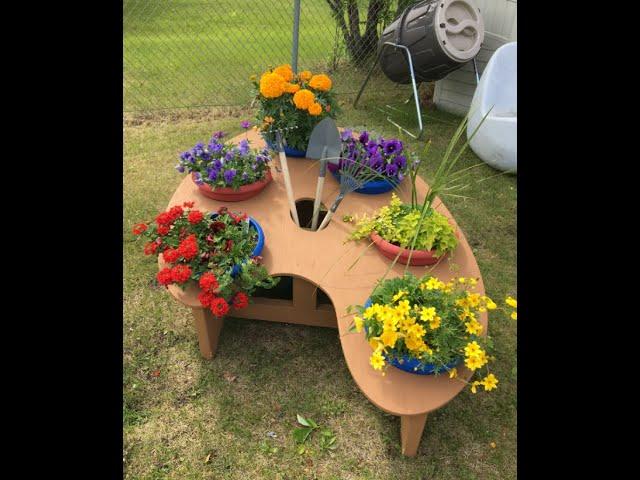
<box><xmin>164</xmin><ymin>129</ymin><xmax>487</xmax><ymax>417</ymax></box>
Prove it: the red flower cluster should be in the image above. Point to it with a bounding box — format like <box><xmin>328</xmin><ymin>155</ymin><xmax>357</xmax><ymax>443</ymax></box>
<box><xmin>132</xmin><ymin>223</ymin><xmax>148</xmax><ymax>235</ymax></box>
<box><xmin>210</xmin><ymin>297</ymin><xmax>230</xmax><ymax>318</ymax></box>
<box><xmin>224</xmin><ymin>239</ymin><xmax>234</xmax><ymax>252</ymax></box>
<box><xmin>232</xmin><ymin>292</ymin><xmax>249</xmax><ymax>309</ymax></box>
<box><xmin>156</xmin><ymin>205</ymin><xmax>184</xmax><ymax>226</ymax></box>
<box><xmin>157</xmin><ymin>225</ymin><xmax>170</xmax><ymax>236</ymax></box>
<box><xmin>156</xmin><ymin>264</ymin><xmax>192</xmax><ymax>286</ymax></box>
<box><xmin>177</xmin><ymin>234</ymin><xmax>198</xmax><ymax>260</ymax></box>
<box><xmin>188</xmin><ymin>210</ymin><xmax>204</xmax><ymax>224</ymax></box>
<box><xmin>229</xmin><ymin>212</ymin><xmax>248</xmax><ymax>224</ymax></box>
<box><xmin>144</xmin><ymin>241</ymin><xmax>160</xmax><ymax>255</ymax></box>
<box><xmin>162</xmin><ymin>247</ymin><xmax>180</xmax><ymax>263</ymax></box>
<box><xmin>199</xmin><ymin>272</ymin><xmax>219</xmax><ymax>293</ymax></box>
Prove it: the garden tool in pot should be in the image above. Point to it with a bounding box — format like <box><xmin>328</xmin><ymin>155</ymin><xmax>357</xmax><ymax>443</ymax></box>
<box><xmin>271</xmin><ymin>126</ymin><xmax>300</xmax><ymax>227</ymax></box>
<box><xmin>317</xmin><ymin>157</ymin><xmax>382</xmax><ymax>231</ymax></box>
<box><xmin>305</xmin><ymin>117</ymin><xmax>341</xmax><ymax>230</ymax></box>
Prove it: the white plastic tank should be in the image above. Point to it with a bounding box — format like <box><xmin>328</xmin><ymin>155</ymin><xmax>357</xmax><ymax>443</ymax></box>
<box><xmin>467</xmin><ymin>41</ymin><xmax>517</xmax><ymax>173</ymax></box>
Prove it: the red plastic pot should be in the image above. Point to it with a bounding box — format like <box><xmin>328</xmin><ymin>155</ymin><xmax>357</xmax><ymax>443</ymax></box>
<box><xmin>192</xmin><ymin>169</ymin><xmax>272</xmax><ymax>202</ymax></box>
<box><xmin>370</xmin><ymin>232</ymin><xmax>451</xmax><ymax>266</ymax></box>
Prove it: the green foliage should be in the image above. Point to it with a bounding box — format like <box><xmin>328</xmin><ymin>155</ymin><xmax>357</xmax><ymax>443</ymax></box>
<box><xmin>348</xmin><ymin>193</ymin><xmax>458</xmax><ymax>256</ymax></box>
<box><xmin>292</xmin><ymin>414</ymin><xmax>337</xmax><ymax>454</ymax></box>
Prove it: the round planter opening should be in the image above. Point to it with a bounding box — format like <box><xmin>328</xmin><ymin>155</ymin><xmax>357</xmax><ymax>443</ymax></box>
<box><xmin>290</xmin><ymin>198</ymin><xmax>328</xmax><ymax>231</ymax></box>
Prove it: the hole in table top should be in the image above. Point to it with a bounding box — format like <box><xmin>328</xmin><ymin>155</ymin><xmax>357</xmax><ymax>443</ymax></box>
<box><xmin>291</xmin><ymin>198</ymin><xmax>328</xmax><ymax>231</ymax></box>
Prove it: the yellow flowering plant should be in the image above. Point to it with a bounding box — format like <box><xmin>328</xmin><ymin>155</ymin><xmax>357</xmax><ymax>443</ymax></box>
<box><xmin>251</xmin><ymin>65</ymin><xmax>340</xmax><ymax>152</ymax></box>
<box><xmin>349</xmin><ymin>273</ymin><xmax>516</xmax><ymax>393</ymax></box>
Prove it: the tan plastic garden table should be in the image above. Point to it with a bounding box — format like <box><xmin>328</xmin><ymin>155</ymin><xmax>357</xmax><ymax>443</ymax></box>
<box><xmin>160</xmin><ymin>130</ymin><xmax>488</xmax><ymax>457</ymax></box>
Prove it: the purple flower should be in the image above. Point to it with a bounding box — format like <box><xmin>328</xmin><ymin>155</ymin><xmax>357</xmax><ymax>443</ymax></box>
<box><xmin>241</xmin><ymin>120</ymin><xmax>251</xmax><ymax>129</ymax></box>
<box><xmin>369</xmin><ymin>152</ymin><xmax>383</xmax><ymax>170</ymax></box>
<box><xmin>385</xmin><ymin>163</ymin><xmax>398</xmax><ymax>177</ymax></box>
<box><xmin>193</xmin><ymin>172</ymin><xmax>204</xmax><ymax>185</ymax></box>
<box><xmin>239</xmin><ymin>139</ymin><xmax>250</xmax><ymax>156</ymax></box>
<box><xmin>224</xmin><ymin>150</ymin><xmax>235</xmax><ymax>161</ymax></box>
<box><xmin>340</xmin><ymin>129</ymin><xmax>353</xmax><ymax>141</ymax></box>
<box><xmin>175</xmin><ymin>164</ymin><xmax>185</xmax><ymax>173</ymax></box>
<box><xmin>207</xmin><ymin>167</ymin><xmax>219</xmax><ymax>181</ymax></box>
<box><xmin>193</xmin><ymin>142</ymin><xmax>205</xmax><ymax>157</ymax></box>
<box><xmin>383</xmin><ymin>139</ymin><xmax>403</xmax><ymax>155</ymax></box>
<box><xmin>208</xmin><ymin>141</ymin><xmax>223</xmax><ymax>154</ymax></box>
<box><xmin>359</xmin><ymin>131</ymin><xmax>369</xmax><ymax>145</ymax></box>
<box><xmin>242</xmin><ymin>172</ymin><xmax>249</xmax><ymax>181</ymax></box>
<box><xmin>179</xmin><ymin>151</ymin><xmax>193</xmax><ymax>163</ymax></box>
<box><xmin>212</xmin><ymin>131</ymin><xmax>225</xmax><ymax>139</ymax></box>
<box><xmin>398</xmin><ymin>171</ymin><xmax>404</xmax><ymax>182</ymax></box>
<box><xmin>224</xmin><ymin>169</ymin><xmax>236</xmax><ymax>185</ymax></box>
<box><xmin>395</xmin><ymin>155</ymin><xmax>407</xmax><ymax>169</ymax></box>
<box><xmin>212</xmin><ymin>159</ymin><xmax>223</xmax><ymax>170</ymax></box>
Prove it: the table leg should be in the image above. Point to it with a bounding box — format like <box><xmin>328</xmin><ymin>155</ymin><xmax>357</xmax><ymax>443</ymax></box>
<box><xmin>400</xmin><ymin>412</ymin><xmax>428</xmax><ymax>457</ymax></box>
<box><xmin>191</xmin><ymin>307</ymin><xmax>224</xmax><ymax>359</ymax></box>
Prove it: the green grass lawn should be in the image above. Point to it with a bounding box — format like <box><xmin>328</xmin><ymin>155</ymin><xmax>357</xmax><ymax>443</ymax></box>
<box><xmin>124</xmin><ymin>0</ymin><xmax>410</xmax><ymax>111</ymax></box>
<box><xmin>123</xmin><ymin>97</ymin><xmax>517</xmax><ymax>479</ymax></box>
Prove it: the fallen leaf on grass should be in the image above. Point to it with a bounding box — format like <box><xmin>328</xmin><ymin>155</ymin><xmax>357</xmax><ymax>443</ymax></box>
<box><xmin>204</xmin><ymin>453</ymin><xmax>211</xmax><ymax>464</ymax></box>
<box><xmin>490</xmin><ymin>442</ymin><xmax>496</xmax><ymax>449</ymax></box>
<box><xmin>151</xmin><ymin>370</ymin><xmax>160</xmax><ymax>378</ymax></box>
<box><xmin>223</xmin><ymin>372</ymin><xmax>237</xmax><ymax>382</ymax></box>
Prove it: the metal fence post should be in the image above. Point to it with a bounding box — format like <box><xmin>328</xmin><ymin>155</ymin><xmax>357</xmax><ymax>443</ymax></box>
<box><xmin>291</xmin><ymin>0</ymin><xmax>301</xmax><ymax>73</ymax></box>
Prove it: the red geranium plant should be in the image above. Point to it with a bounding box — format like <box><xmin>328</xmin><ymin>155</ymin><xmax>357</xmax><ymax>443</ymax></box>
<box><xmin>133</xmin><ymin>202</ymin><xmax>278</xmax><ymax>317</ymax></box>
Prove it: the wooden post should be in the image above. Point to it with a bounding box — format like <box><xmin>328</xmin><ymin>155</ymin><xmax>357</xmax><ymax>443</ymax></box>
<box><xmin>191</xmin><ymin>307</ymin><xmax>224</xmax><ymax>359</ymax></box>
<box><xmin>400</xmin><ymin>413</ymin><xmax>428</xmax><ymax>457</ymax></box>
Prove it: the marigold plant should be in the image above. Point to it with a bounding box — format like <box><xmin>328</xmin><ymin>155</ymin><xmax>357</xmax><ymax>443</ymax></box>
<box><xmin>251</xmin><ymin>64</ymin><xmax>340</xmax><ymax>152</ymax></box>
<box><xmin>133</xmin><ymin>204</ymin><xmax>278</xmax><ymax>318</ymax></box>
<box><xmin>349</xmin><ymin>273</ymin><xmax>516</xmax><ymax>393</ymax></box>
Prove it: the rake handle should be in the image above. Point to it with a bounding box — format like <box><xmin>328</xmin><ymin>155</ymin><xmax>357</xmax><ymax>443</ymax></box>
<box><xmin>317</xmin><ymin>193</ymin><xmax>344</xmax><ymax>230</ymax></box>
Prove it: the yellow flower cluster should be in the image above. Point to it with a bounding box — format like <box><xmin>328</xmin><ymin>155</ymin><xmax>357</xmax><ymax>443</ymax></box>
<box><xmin>506</xmin><ymin>295</ymin><xmax>517</xmax><ymax>320</ymax></box>
<box><xmin>357</xmin><ymin>292</ymin><xmax>445</xmax><ymax>371</ymax></box>
<box><xmin>470</xmin><ymin>373</ymin><xmax>499</xmax><ymax>393</ymax></box>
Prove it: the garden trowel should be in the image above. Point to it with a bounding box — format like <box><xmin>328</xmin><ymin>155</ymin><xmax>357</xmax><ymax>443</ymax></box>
<box><xmin>306</xmin><ymin>117</ymin><xmax>341</xmax><ymax>230</ymax></box>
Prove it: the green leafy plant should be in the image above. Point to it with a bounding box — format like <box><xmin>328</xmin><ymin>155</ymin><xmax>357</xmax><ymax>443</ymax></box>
<box><xmin>293</xmin><ymin>414</ymin><xmax>319</xmax><ymax>445</ymax></box>
<box><xmin>292</xmin><ymin>414</ymin><xmax>337</xmax><ymax>454</ymax></box>
<box><xmin>318</xmin><ymin>429</ymin><xmax>337</xmax><ymax>452</ymax></box>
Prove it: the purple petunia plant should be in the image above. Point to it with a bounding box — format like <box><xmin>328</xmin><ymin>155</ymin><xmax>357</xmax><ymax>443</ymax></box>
<box><xmin>333</xmin><ymin>130</ymin><xmax>408</xmax><ymax>183</ymax></box>
<box><xmin>176</xmin><ymin>121</ymin><xmax>272</xmax><ymax>190</ymax></box>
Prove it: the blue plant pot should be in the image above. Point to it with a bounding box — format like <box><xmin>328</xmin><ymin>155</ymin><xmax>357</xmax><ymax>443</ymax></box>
<box><xmin>328</xmin><ymin>165</ymin><xmax>402</xmax><ymax>195</ymax></box>
<box><xmin>209</xmin><ymin>213</ymin><xmax>265</xmax><ymax>277</ymax></box>
<box><xmin>263</xmin><ymin>136</ymin><xmax>307</xmax><ymax>158</ymax></box>
<box><xmin>363</xmin><ymin>298</ymin><xmax>461</xmax><ymax>375</ymax></box>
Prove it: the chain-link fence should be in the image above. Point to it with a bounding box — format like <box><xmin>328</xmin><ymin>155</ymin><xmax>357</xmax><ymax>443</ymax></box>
<box><xmin>124</xmin><ymin>0</ymin><xmax>417</xmax><ymax>112</ymax></box>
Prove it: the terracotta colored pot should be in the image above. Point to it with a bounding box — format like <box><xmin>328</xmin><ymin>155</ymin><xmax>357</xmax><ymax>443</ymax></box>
<box><xmin>370</xmin><ymin>232</ymin><xmax>445</xmax><ymax>266</ymax></box>
<box><xmin>192</xmin><ymin>169</ymin><xmax>272</xmax><ymax>202</ymax></box>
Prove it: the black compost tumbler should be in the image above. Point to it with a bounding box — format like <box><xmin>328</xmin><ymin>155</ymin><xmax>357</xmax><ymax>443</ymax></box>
<box><xmin>379</xmin><ymin>0</ymin><xmax>485</xmax><ymax>83</ymax></box>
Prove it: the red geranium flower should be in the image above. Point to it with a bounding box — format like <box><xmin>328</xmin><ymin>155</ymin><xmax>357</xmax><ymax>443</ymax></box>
<box><xmin>217</xmin><ymin>206</ymin><xmax>228</xmax><ymax>215</ymax></box>
<box><xmin>177</xmin><ymin>234</ymin><xmax>198</xmax><ymax>260</ymax></box>
<box><xmin>183</xmin><ymin>201</ymin><xmax>195</xmax><ymax>208</ymax></box>
<box><xmin>156</xmin><ymin>212</ymin><xmax>174</xmax><ymax>226</ymax></box>
<box><xmin>198</xmin><ymin>272</ymin><xmax>219</xmax><ymax>293</ymax></box>
<box><xmin>170</xmin><ymin>264</ymin><xmax>192</xmax><ymax>284</ymax></box>
<box><xmin>224</xmin><ymin>239</ymin><xmax>234</xmax><ymax>252</ymax></box>
<box><xmin>132</xmin><ymin>223</ymin><xmax>147</xmax><ymax>235</ymax></box>
<box><xmin>157</xmin><ymin>268</ymin><xmax>173</xmax><ymax>286</ymax></box>
<box><xmin>168</xmin><ymin>205</ymin><xmax>184</xmax><ymax>221</ymax></box>
<box><xmin>157</xmin><ymin>225</ymin><xmax>170</xmax><ymax>236</ymax></box>
<box><xmin>232</xmin><ymin>292</ymin><xmax>249</xmax><ymax>309</ymax></box>
<box><xmin>162</xmin><ymin>248</ymin><xmax>180</xmax><ymax>263</ymax></box>
<box><xmin>210</xmin><ymin>297</ymin><xmax>229</xmax><ymax>318</ymax></box>
<box><xmin>188</xmin><ymin>210</ymin><xmax>204</xmax><ymax>224</ymax></box>
<box><xmin>144</xmin><ymin>242</ymin><xmax>159</xmax><ymax>255</ymax></box>
<box><xmin>198</xmin><ymin>290</ymin><xmax>215</xmax><ymax>308</ymax></box>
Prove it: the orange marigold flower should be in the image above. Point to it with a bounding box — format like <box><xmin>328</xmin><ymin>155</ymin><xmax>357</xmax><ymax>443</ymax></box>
<box><xmin>284</xmin><ymin>82</ymin><xmax>300</xmax><ymax>94</ymax></box>
<box><xmin>298</xmin><ymin>70</ymin><xmax>312</xmax><ymax>82</ymax></box>
<box><xmin>308</xmin><ymin>102</ymin><xmax>322</xmax><ymax>116</ymax></box>
<box><xmin>273</xmin><ymin>64</ymin><xmax>294</xmax><ymax>82</ymax></box>
<box><xmin>293</xmin><ymin>89</ymin><xmax>315</xmax><ymax>110</ymax></box>
<box><xmin>309</xmin><ymin>74</ymin><xmax>332</xmax><ymax>91</ymax></box>
<box><xmin>259</xmin><ymin>72</ymin><xmax>285</xmax><ymax>98</ymax></box>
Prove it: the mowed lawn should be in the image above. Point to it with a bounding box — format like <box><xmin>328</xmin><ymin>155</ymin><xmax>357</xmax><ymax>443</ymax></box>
<box><xmin>123</xmin><ymin>98</ymin><xmax>517</xmax><ymax>479</ymax></box>
<box><xmin>124</xmin><ymin>0</ymin><xmax>409</xmax><ymax>111</ymax></box>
